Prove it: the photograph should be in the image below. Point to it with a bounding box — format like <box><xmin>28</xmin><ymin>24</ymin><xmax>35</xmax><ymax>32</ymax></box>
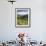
<box><xmin>15</xmin><ymin>8</ymin><xmax>31</xmax><ymax>28</ymax></box>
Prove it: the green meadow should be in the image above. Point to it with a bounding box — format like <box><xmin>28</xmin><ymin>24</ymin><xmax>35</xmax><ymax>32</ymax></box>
<box><xmin>17</xmin><ymin>14</ymin><xmax>28</xmax><ymax>25</ymax></box>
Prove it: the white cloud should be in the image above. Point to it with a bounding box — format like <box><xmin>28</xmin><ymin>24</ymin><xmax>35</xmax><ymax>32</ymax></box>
<box><xmin>17</xmin><ymin>12</ymin><xmax>28</xmax><ymax>15</ymax></box>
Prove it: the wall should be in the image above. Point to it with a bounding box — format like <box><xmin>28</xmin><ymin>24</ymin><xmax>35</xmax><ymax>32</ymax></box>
<box><xmin>0</xmin><ymin>0</ymin><xmax>46</xmax><ymax>42</ymax></box>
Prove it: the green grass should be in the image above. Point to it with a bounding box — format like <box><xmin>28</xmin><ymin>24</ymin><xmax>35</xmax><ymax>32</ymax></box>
<box><xmin>17</xmin><ymin>15</ymin><xmax>28</xmax><ymax>25</ymax></box>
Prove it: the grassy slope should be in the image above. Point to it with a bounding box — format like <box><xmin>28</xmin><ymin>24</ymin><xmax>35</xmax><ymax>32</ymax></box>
<box><xmin>17</xmin><ymin>15</ymin><xmax>28</xmax><ymax>25</ymax></box>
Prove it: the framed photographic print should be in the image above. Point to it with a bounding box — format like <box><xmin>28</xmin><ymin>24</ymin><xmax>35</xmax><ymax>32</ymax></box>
<box><xmin>15</xmin><ymin>8</ymin><xmax>31</xmax><ymax>28</ymax></box>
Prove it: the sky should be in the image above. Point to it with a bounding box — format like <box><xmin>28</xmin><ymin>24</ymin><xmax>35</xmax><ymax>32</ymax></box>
<box><xmin>17</xmin><ymin>9</ymin><xmax>29</xmax><ymax>15</ymax></box>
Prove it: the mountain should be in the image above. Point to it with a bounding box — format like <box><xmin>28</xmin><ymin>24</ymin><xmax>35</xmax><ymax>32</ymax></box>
<box><xmin>17</xmin><ymin>14</ymin><xmax>28</xmax><ymax>19</ymax></box>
